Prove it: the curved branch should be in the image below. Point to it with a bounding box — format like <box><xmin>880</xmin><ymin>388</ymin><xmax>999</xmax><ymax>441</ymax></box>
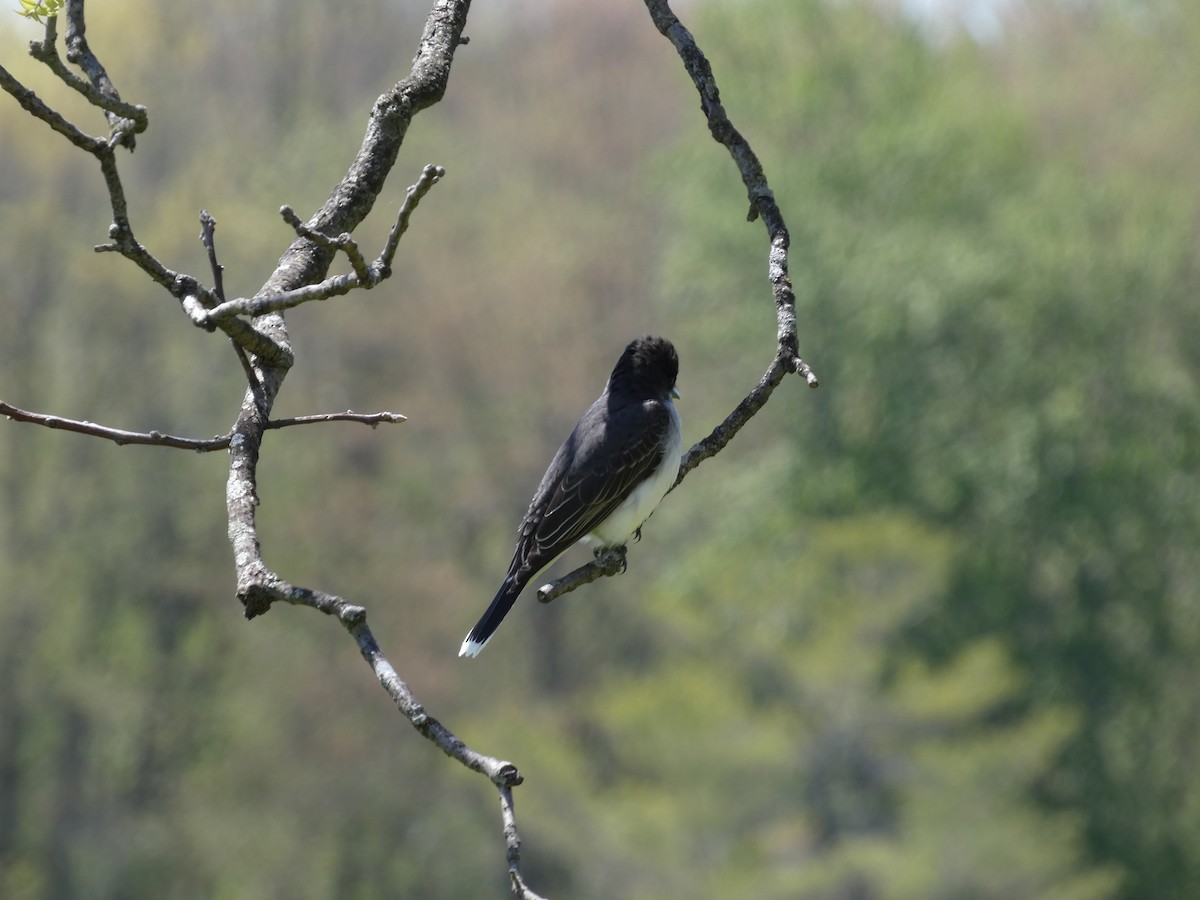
<box><xmin>537</xmin><ymin>0</ymin><xmax>819</xmax><ymax>605</ymax></box>
<box><xmin>643</xmin><ymin>0</ymin><xmax>812</xmax><ymax>381</ymax></box>
<box><xmin>240</xmin><ymin>571</ymin><xmax>544</xmax><ymax>894</ymax></box>
<box><xmin>223</xmin><ymin>5</ymin><xmax>475</xmax><ymax>593</ymax></box>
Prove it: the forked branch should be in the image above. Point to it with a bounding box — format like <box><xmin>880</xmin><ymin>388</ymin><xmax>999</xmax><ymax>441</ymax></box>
<box><xmin>4</xmin><ymin>0</ymin><xmax>547</xmax><ymax>895</ymax></box>
<box><xmin>190</xmin><ymin>165</ymin><xmax>447</xmax><ymax>326</ymax></box>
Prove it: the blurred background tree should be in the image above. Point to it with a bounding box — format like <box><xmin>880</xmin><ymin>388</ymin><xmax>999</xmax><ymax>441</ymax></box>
<box><xmin>1</xmin><ymin>0</ymin><xmax>1196</xmax><ymax>897</ymax></box>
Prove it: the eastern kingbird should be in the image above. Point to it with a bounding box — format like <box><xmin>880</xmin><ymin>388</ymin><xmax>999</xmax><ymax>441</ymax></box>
<box><xmin>459</xmin><ymin>336</ymin><xmax>682</xmax><ymax>657</ymax></box>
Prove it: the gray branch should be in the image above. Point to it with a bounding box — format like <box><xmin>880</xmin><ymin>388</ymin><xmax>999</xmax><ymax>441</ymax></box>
<box><xmin>206</xmin><ymin>1</ymin><xmax>549</xmax><ymax>895</ymax></box>
<box><xmin>5</xmin><ymin>0</ymin><xmax>547</xmax><ymax>894</ymax></box>
<box><xmin>195</xmin><ymin>165</ymin><xmax>447</xmax><ymax>324</ymax></box>
<box><xmin>643</xmin><ymin>0</ymin><xmax>818</xmax><ymax>451</ymax></box>
<box><xmin>0</xmin><ymin>401</ymin><xmax>406</xmax><ymax>451</ymax></box>
<box><xmin>63</xmin><ymin>0</ymin><xmax>140</xmax><ymax>147</ymax></box>
<box><xmin>536</xmin><ymin>0</ymin><xmax>818</xmax><ymax>605</ymax></box>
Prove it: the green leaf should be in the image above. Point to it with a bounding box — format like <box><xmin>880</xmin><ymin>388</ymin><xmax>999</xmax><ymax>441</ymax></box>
<box><xmin>17</xmin><ymin>0</ymin><xmax>63</xmax><ymax>25</ymax></box>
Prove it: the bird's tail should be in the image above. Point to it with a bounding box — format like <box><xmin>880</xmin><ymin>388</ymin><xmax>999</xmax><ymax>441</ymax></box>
<box><xmin>459</xmin><ymin>577</ymin><xmax>522</xmax><ymax>657</ymax></box>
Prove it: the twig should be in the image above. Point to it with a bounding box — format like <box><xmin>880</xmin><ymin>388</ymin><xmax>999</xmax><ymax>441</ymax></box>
<box><xmin>246</xmin><ymin>577</ymin><xmax>518</xmax><ymax>778</ymax></box>
<box><xmin>376</xmin><ymin>163</ymin><xmax>446</xmax><ymax>275</ymax></box>
<box><xmin>0</xmin><ymin>59</ymin><xmax>106</xmax><ymax>153</ymax></box>
<box><xmin>278</xmin><ymin>208</ymin><xmax>372</xmax><ymax>283</ymax></box>
<box><xmin>0</xmin><ymin>400</ymin><xmax>229</xmax><ymax>450</ymax></box>
<box><xmin>196</xmin><ymin>164</ymin><xmax>448</xmax><ymax>325</ymax></box>
<box><xmin>201</xmin><ymin>270</ymin><xmax>367</xmax><ymax>321</ymax></box>
<box><xmin>198</xmin><ymin>210</ymin><xmax>228</xmax><ymax>304</ymax></box>
<box><xmin>266</xmin><ymin>410</ymin><xmax>408</xmax><ymax>429</ymax></box>
<box><xmin>0</xmin><ymin>401</ymin><xmax>406</xmax><ymax>450</ymax></box>
<box><xmin>675</xmin><ymin>353</ymin><xmax>796</xmax><ymax>481</ymax></box>
<box><xmin>199</xmin><ymin>210</ymin><xmax>263</xmax><ymax>394</ymax></box>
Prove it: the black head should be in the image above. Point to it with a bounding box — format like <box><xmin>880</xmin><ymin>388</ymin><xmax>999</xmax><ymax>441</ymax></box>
<box><xmin>608</xmin><ymin>335</ymin><xmax>679</xmax><ymax>399</ymax></box>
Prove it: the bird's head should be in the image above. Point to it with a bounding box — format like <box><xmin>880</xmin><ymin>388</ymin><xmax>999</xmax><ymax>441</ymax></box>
<box><xmin>610</xmin><ymin>335</ymin><xmax>679</xmax><ymax>400</ymax></box>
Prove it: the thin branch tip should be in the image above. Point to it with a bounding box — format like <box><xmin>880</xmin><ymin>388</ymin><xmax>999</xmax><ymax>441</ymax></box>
<box><xmin>795</xmin><ymin>358</ymin><xmax>819</xmax><ymax>387</ymax></box>
<box><xmin>265</xmin><ymin>410</ymin><xmax>408</xmax><ymax>431</ymax></box>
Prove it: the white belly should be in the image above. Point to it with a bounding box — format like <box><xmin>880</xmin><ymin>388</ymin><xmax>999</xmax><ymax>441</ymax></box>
<box><xmin>584</xmin><ymin>402</ymin><xmax>682</xmax><ymax>549</ymax></box>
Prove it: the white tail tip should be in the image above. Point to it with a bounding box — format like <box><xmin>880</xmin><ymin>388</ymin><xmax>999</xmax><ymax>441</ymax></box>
<box><xmin>458</xmin><ymin>637</ymin><xmax>486</xmax><ymax>658</ymax></box>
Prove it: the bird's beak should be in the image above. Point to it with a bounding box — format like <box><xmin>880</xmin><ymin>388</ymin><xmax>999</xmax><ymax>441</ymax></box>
<box><xmin>671</xmin><ymin>386</ymin><xmax>681</xmax><ymax>400</ymax></box>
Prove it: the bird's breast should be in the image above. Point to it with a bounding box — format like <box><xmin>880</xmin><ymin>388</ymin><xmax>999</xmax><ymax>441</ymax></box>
<box><xmin>584</xmin><ymin>401</ymin><xmax>682</xmax><ymax>549</ymax></box>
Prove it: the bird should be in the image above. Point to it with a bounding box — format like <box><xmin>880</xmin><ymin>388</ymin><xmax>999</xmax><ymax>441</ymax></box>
<box><xmin>459</xmin><ymin>335</ymin><xmax>682</xmax><ymax>657</ymax></box>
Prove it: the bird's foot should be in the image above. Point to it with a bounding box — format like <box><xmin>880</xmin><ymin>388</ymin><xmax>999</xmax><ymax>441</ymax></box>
<box><xmin>591</xmin><ymin>545</ymin><xmax>627</xmax><ymax>574</ymax></box>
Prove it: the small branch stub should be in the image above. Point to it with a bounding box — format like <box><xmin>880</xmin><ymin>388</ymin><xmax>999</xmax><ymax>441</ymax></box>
<box><xmin>537</xmin><ymin>546</ymin><xmax>628</xmax><ymax>605</ymax></box>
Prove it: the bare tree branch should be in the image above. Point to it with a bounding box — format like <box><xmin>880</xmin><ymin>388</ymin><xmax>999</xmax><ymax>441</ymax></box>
<box><xmin>643</xmin><ymin>0</ymin><xmax>818</xmax><ymax>435</ymax></box>
<box><xmin>536</xmin><ymin>0</ymin><xmax>817</xmax><ymax>606</ymax></box>
<box><xmin>223</xmin><ymin>0</ymin><xmax>471</xmax><ymax>612</ymax></box>
<box><xmin>8</xmin><ymin>0</ymin><xmax>543</xmax><ymax>890</ymax></box>
<box><xmin>0</xmin><ymin>55</ymin><xmax>106</xmax><ymax>152</ymax></box>
<box><xmin>0</xmin><ymin>401</ymin><xmax>407</xmax><ymax>451</ymax></box>
<box><xmin>195</xmin><ymin>164</ymin><xmax>446</xmax><ymax>324</ymax></box>
<box><xmin>199</xmin><ymin>210</ymin><xmax>264</xmax><ymax>394</ymax></box>
<box><xmin>0</xmin><ymin>401</ymin><xmax>231</xmax><ymax>450</ymax></box>
<box><xmin>267</xmin><ymin>411</ymin><xmax>408</xmax><ymax>429</ymax></box>
<box><xmin>62</xmin><ymin>0</ymin><xmax>140</xmax><ymax>147</ymax></box>
<box><xmin>192</xmin><ymin>0</ymin><xmax>548</xmax><ymax>893</ymax></box>
<box><xmin>3</xmin><ymin>11</ymin><xmax>286</xmax><ymax>366</ymax></box>
<box><xmin>501</xmin><ymin>785</ymin><xmax>551</xmax><ymax>900</ymax></box>
<box><xmin>25</xmin><ymin>9</ymin><xmax>147</xmax><ymax>143</ymax></box>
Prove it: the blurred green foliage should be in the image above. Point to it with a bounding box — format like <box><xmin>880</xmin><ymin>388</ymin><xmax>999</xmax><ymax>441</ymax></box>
<box><xmin>1</xmin><ymin>0</ymin><xmax>1197</xmax><ymax>897</ymax></box>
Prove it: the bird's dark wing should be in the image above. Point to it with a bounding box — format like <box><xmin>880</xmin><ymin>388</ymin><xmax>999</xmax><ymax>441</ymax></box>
<box><xmin>510</xmin><ymin>396</ymin><xmax>674</xmax><ymax>579</ymax></box>
<box><xmin>461</xmin><ymin>397</ymin><xmax>673</xmax><ymax>656</ymax></box>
